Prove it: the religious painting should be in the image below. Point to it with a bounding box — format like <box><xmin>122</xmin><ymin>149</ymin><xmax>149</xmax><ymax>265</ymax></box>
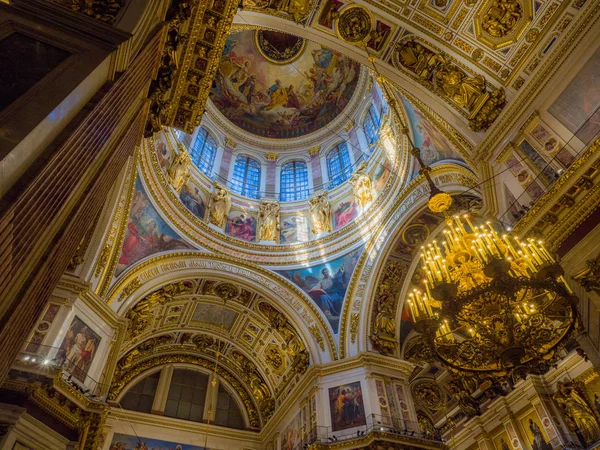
<box><xmin>56</xmin><ymin>316</ymin><xmax>101</xmax><ymax>383</ymax></box>
<box><xmin>155</xmin><ymin>133</ymin><xmax>172</xmax><ymax>175</ymax></box>
<box><xmin>555</xmin><ymin>147</ymin><xmax>575</xmax><ymax>168</ymax></box>
<box><xmin>276</xmin><ymin>246</ymin><xmax>364</xmax><ymax>333</ymax></box>
<box><xmin>518</xmin><ymin>139</ymin><xmax>557</xmax><ymax>185</ymax></box>
<box><xmin>280</xmin><ymin>214</ymin><xmax>310</xmax><ymax>244</ymax></box>
<box><xmin>332</xmin><ymin>195</ymin><xmax>359</xmax><ymax>231</ymax></box>
<box><xmin>317</xmin><ymin>0</ymin><xmax>344</xmax><ymax>29</ymax></box>
<box><xmin>530</xmin><ymin>123</ymin><xmax>551</xmax><ymax>144</ymax></box>
<box><xmin>225</xmin><ymin>209</ymin><xmax>257</xmax><ymax>243</ymax></box>
<box><xmin>401</xmin><ymin>97</ymin><xmax>464</xmax><ymax>177</ymax></box>
<box><xmin>281</xmin><ymin>411</ymin><xmax>303</xmax><ymax>450</ymax></box>
<box><xmin>209</xmin><ymin>30</ymin><xmax>361</xmax><ymax>139</ymax></box>
<box><xmin>367</xmin><ymin>20</ymin><xmax>392</xmax><ymax>52</ymax></box>
<box><xmin>505</xmin><ymin>155</ymin><xmax>544</xmax><ymax>202</ymax></box>
<box><xmin>520</xmin><ymin>410</ymin><xmax>552</xmax><ymax>450</ymax></box>
<box><xmin>180</xmin><ymin>180</ymin><xmax>208</xmax><ymax>221</ymax></box>
<box><xmin>493</xmin><ymin>430</ymin><xmax>512</xmax><ymax>450</ymax></box>
<box><xmin>191</xmin><ymin>304</ymin><xmax>238</xmax><ymax>330</ymax></box>
<box><xmin>328</xmin><ymin>381</ymin><xmax>366</xmax><ymax>431</ymax></box>
<box><xmin>548</xmin><ymin>47</ymin><xmax>600</xmax><ymax>145</ymax></box>
<box><xmin>109</xmin><ymin>433</ymin><xmax>206</xmax><ymax>450</ymax></box>
<box><xmin>115</xmin><ymin>179</ymin><xmax>192</xmax><ymax>277</ymax></box>
<box><xmin>372</xmin><ymin>157</ymin><xmax>392</xmax><ymax>193</ymax></box>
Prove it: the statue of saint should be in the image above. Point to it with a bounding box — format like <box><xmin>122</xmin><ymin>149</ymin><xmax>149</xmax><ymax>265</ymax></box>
<box><xmin>209</xmin><ymin>185</ymin><xmax>231</xmax><ymax>228</ymax></box>
<box><xmin>553</xmin><ymin>381</ymin><xmax>600</xmax><ymax>445</ymax></box>
<box><xmin>309</xmin><ymin>192</ymin><xmax>332</xmax><ymax>234</ymax></box>
<box><xmin>434</xmin><ymin>64</ymin><xmax>486</xmax><ymax>111</ymax></box>
<box><xmin>259</xmin><ymin>201</ymin><xmax>280</xmax><ymax>242</ymax></box>
<box><xmin>350</xmin><ymin>165</ymin><xmax>374</xmax><ymax>209</ymax></box>
<box><xmin>167</xmin><ymin>149</ymin><xmax>191</xmax><ymax>194</ymax></box>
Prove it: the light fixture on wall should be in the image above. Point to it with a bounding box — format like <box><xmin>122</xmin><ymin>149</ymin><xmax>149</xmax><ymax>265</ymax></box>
<box><xmin>406</xmin><ymin>214</ymin><xmax>579</xmax><ymax>378</ymax></box>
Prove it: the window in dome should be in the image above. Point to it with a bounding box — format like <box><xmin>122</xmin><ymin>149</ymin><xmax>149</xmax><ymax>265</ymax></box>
<box><xmin>327</xmin><ymin>142</ymin><xmax>353</xmax><ymax>188</ymax></box>
<box><xmin>231</xmin><ymin>156</ymin><xmax>261</xmax><ymax>199</ymax></box>
<box><xmin>280</xmin><ymin>160</ymin><xmax>309</xmax><ymax>201</ymax></box>
<box><xmin>120</xmin><ymin>371</ymin><xmax>160</xmax><ymax>413</ymax></box>
<box><xmin>214</xmin><ymin>384</ymin><xmax>245</xmax><ymax>429</ymax></box>
<box><xmin>165</xmin><ymin>369</ymin><xmax>209</xmax><ymax>422</ymax></box>
<box><xmin>190</xmin><ymin>127</ymin><xmax>217</xmax><ymax>176</ymax></box>
<box><xmin>363</xmin><ymin>104</ymin><xmax>381</xmax><ymax>147</ymax></box>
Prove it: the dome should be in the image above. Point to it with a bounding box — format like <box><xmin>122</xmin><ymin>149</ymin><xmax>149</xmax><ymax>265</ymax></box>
<box><xmin>208</xmin><ymin>29</ymin><xmax>362</xmax><ymax>139</ymax></box>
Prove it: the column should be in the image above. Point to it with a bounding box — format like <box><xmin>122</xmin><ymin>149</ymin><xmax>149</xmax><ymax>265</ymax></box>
<box><xmin>218</xmin><ymin>138</ymin><xmax>236</xmax><ymax>181</ymax></box>
<box><xmin>151</xmin><ymin>365</ymin><xmax>174</xmax><ymax>415</ymax></box>
<box><xmin>308</xmin><ymin>146</ymin><xmax>323</xmax><ymax>191</ymax></box>
<box><xmin>0</xmin><ymin>23</ymin><xmax>165</xmax><ymax>385</ymax></box>
<box><xmin>265</xmin><ymin>153</ymin><xmax>278</xmax><ymax>199</ymax></box>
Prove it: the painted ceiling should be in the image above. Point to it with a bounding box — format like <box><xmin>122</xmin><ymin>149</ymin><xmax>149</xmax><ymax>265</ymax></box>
<box><xmin>209</xmin><ymin>29</ymin><xmax>361</xmax><ymax>139</ymax></box>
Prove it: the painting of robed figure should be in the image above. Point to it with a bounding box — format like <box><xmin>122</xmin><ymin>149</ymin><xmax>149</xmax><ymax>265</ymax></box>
<box><xmin>56</xmin><ymin>316</ymin><xmax>101</xmax><ymax>383</ymax></box>
<box><xmin>329</xmin><ymin>381</ymin><xmax>366</xmax><ymax>431</ymax></box>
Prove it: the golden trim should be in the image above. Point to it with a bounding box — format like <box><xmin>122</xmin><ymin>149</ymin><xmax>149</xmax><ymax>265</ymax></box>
<box><xmin>253</xmin><ymin>29</ymin><xmax>307</xmax><ymax>65</ymax></box>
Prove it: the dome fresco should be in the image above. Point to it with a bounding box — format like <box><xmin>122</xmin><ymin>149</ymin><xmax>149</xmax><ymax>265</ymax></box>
<box><xmin>209</xmin><ymin>29</ymin><xmax>361</xmax><ymax>139</ymax></box>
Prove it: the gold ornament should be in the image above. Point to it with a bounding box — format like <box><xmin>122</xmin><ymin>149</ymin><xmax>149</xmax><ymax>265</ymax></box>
<box><xmin>336</xmin><ymin>5</ymin><xmax>373</xmax><ymax>43</ymax></box>
<box><xmin>481</xmin><ymin>0</ymin><xmax>523</xmax><ymax>38</ymax></box>
<box><xmin>258</xmin><ymin>201</ymin><xmax>280</xmax><ymax>242</ymax></box>
<box><xmin>428</xmin><ymin>192</ymin><xmax>454</xmax><ymax>214</ymax></box>
<box><xmin>167</xmin><ymin>149</ymin><xmax>191</xmax><ymax>194</ymax></box>
<box><xmin>350</xmin><ymin>164</ymin><xmax>374</xmax><ymax>209</ymax></box>
<box><xmin>208</xmin><ymin>185</ymin><xmax>231</xmax><ymax>228</ymax></box>
<box><xmin>308</xmin><ymin>192</ymin><xmax>332</xmax><ymax>234</ymax></box>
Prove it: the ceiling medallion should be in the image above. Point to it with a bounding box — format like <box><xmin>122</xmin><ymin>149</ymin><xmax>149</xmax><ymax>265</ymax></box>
<box><xmin>474</xmin><ymin>0</ymin><xmax>532</xmax><ymax>50</ymax></box>
<box><xmin>407</xmin><ymin>214</ymin><xmax>579</xmax><ymax>378</ymax></box>
<box><xmin>336</xmin><ymin>5</ymin><xmax>373</xmax><ymax>43</ymax></box>
<box><xmin>254</xmin><ymin>30</ymin><xmax>307</xmax><ymax>65</ymax></box>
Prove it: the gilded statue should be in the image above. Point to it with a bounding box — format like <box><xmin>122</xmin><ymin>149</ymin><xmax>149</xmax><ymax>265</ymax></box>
<box><xmin>258</xmin><ymin>201</ymin><xmax>280</xmax><ymax>242</ymax></box>
<box><xmin>434</xmin><ymin>63</ymin><xmax>486</xmax><ymax>111</ymax></box>
<box><xmin>396</xmin><ymin>40</ymin><xmax>443</xmax><ymax>80</ymax></box>
<box><xmin>448</xmin><ymin>380</ymin><xmax>480</xmax><ymax>418</ymax></box>
<box><xmin>167</xmin><ymin>149</ymin><xmax>191</xmax><ymax>194</ymax></box>
<box><xmin>241</xmin><ymin>0</ymin><xmax>309</xmax><ymax>22</ymax></box>
<box><xmin>573</xmin><ymin>257</ymin><xmax>600</xmax><ymax>294</ymax></box>
<box><xmin>482</xmin><ymin>0</ymin><xmax>523</xmax><ymax>38</ymax></box>
<box><xmin>309</xmin><ymin>192</ymin><xmax>332</xmax><ymax>234</ymax></box>
<box><xmin>208</xmin><ymin>185</ymin><xmax>231</xmax><ymax>228</ymax></box>
<box><xmin>553</xmin><ymin>381</ymin><xmax>600</xmax><ymax>445</ymax></box>
<box><xmin>350</xmin><ymin>165</ymin><xmax>374</xmax><ymax>209</ymax></box>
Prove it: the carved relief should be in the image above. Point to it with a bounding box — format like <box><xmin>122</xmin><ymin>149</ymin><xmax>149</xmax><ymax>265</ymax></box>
<box><xmin>481</xmin><ymin>0</ymin><xmax>523</xmax><ymax>37</ymax></box>
<box><xmin>350</xmin><ymin>164</ymin><xmax>374</xmax><ymax>209</ymax></box>
<box><xmin>336</xmin><ymin>5</ymin><xmax>373</xmax><ymax>43</ymax></box>
<box><xmin>393</xmin><ymin>39</ymin><xmax>505</xmax><ymax>131</ymax></box>
<box><xmin>308</xmin><ymin>192</ymin><xmax>332</xmax><ymax>234</ymax></box>
<box><xmin>370</xmin><ymin>261</ymin><xmax>405</xmax><ymax>355</ymax></box>
<box><xmin>258</xmin><ymin>201</ymin><xmax>280</xmax><ymax>242</ymax></box>
<box><xmin>412</xmin><ymin>380</ymin><xmax>445</xmax><ymax>410</ymax></box>
<box><xmin>240</xmin><ymin>0</ymin><xmax>313</xmax><ymax>23</ymax></box>
<box><xmin>208</xmin><ymin>185</ymin><xmax>231</xmax><ymax>228</ymax></box>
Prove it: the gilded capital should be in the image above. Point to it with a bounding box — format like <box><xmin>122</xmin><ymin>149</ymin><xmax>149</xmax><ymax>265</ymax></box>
<box><xmin>308</xmin><ymin>145</ymin><xmax>320</xmax><ymax>156</ymax></box>
<box><xmin>265</xmin><ymin>153</ymin><xmax>278</xmax><ymax>161</ymax></box>
<box><xmin>225</xmin><ymin>137</ymin><xmax>237</xmax><ymax>148</ymax></box>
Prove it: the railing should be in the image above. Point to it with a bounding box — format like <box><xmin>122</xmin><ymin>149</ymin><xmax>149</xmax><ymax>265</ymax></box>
<box><xmin>291</xmin><ymin>414</ymin><xmax>442</xmax><ymax>450</ymax></box>
<box><xmin>13</xmin><ymin>343</ymin><xmax>110</xmax><ymax>401</ymax></box>
<box><xmin>210</xmin><ymin>152</ymin><xmax>372</xmax><ymax>202</ymax></box>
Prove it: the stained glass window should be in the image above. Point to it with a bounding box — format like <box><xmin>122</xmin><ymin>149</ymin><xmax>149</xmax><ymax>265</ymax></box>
<box><xmin>280</xmin><ymin>160</ymin><xmax>309</xmax><ymax>201</ymax></box>
<box><xmin>364</xmin><ymin>104</ymin><xmax>381</xmax><ymax>146</ymax></box>
<box><xmin>190</xmin><ymin>127</ymin><xmax>217</xmax><ymax>176</ymax></box>
<box><xmin>327</xmin><ymin>142</ymin><xmax>353</xmax><ymax>188</ymax></box>
<box><xmin>231</xmin><ymin>156</ymin><xmax>261</xmax><ymax>199</ymax></box>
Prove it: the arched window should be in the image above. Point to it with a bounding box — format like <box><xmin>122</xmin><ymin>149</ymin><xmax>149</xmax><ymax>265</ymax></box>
<box><xmin>120</xmin><ymin>371</ymin><xmax>160</xmax><ymax>413</ymax></box>
<box><xmin>327</xmin><ymin>142</ymin><xmax>353</xmax><ymax>188</ymax></box>
<box><xmin>190</xmin><ymin>127</ymin><xmax>217</xmax><ymax>176</ymax></box>
<box><xmin>280</xmin><ymin>160</ymin><xmax>309</xmax><ymax>201</ymax></box>
<box><xmin>231</xmin><ymin>156</ymin><xmax>261</xmax><ymax>199</ymax></box>
<box><xmin>214</xmin><ymin>384</ymin><xmax>245</xmax><ymax>429</ymax></box>
<box><xmin>363</xmin><ymin>104</ymin><xmax>381</xmax><ymax>146</ymax></box>
<box><xmin>165</xmin><ymin>369</ymin><xmax>209</xmax><ymax>422</ymax></box>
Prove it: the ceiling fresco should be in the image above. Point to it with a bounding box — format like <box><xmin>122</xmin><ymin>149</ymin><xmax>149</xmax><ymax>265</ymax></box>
<box><xmin>209</xmin><ymin>29</ymin><xmax>361</xmax><ymax>139</ymax></box>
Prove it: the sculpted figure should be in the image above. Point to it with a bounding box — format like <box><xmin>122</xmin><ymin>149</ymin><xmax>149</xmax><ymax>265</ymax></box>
<box><xmin>258</xmin><ymin>201</ymin><xmax>280</xmax><ymax>242</ymax></box>
<box><xmin>434</xmin><ymin>64</ymin><xmax>486</xmax><ymax>111</ymax></box>
<box><xmin>209</xmin><ymin>185</ymin><xmax>231</xmax><ymax>228</ymax></box>
<box><xmin>309</xmin><ymin>192</ymin><xmax>332</xmax><ymax>234</ymax></box>
<box><xmin>350</xmin><ymin>165</ymin><xmax>374</xmax><ymax>209</ymax></box>
<box><xmin>482</xmin><ymin>0</ymin><xmax>522</xmax><ymax>37</ymax></box>
<box><xmin>167</xmin><ymin>150</ymin><xmax>191</xmax><ymax>194</ymax></box>
<box><xmin>553</xmin><ymin>381</ymin><xmax>600</xmax><ymax>445</ymax></box>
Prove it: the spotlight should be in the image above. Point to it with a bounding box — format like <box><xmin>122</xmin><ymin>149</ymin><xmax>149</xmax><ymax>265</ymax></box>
<box><xmin>23</xmin><ymin>356</ymin><xmax>30</xmax><ymax>361</ymax></box>
<box><xmin>43</xmin><ymin>360</ymin><xmax>50</xmax><ymax>365</ymax></box>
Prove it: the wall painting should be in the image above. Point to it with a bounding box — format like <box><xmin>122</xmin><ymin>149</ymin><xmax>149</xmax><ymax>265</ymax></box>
<box><xmin>180</xmin><ymin>180</ymin><xmax>208</xmax><ymax>221</ymax></box>
<box><xmin>276</xmin><ymin>246</ymin><xmax>363</xmax><ymax>333</ymax></box>
<box><xmin>56</xmin><ymin>316</ymin><xmax>101</xmax><ymax>383</ymax></box>
<box><xmin>332</xmin><ymin>194</ymin><xmax>359</xmax><ymax>231</ymax></box>
<box><xmin>280</xmin><ymin>214</ymin><xmax>310</xmax><ymax>244</ymax></box>
<box><xmin>548</xmin><ymin>47</ymin><xmax>600</xmax><ymax>145</ymax></box>
<box><xmin>109</xmin><ymin>433</ymin><xmax>206</xmax><ymax>449</ymax></box>
<box><xmin>520</xmin><ymin>410</ymin><xmax>552</xmax><ymax>450</ymax></box>
<box><xmin>225</xmin><ymin>209</ymin><xmax>258</xmax><ymax>243</ymax></box>
<box><xmin>116</xmin><ymin>179</ymin><xmax>192</xmax><ymax>277</ymax></box>
<box><xmin>372</xmin><ymin>157</ymin><xmax>392</xmax><ymax>194</ymax></box>
<box><xmin>328</xmin><ymin>381</ymin><xmax>366</xmax><ymax>431</ymax></box>
<box><xmin>281</xmin><ymin>411</ymin><xmax>303</xmax><ymax>450</ymax></box>
<box><xmin>493</xmin><ymin>430</ymin><xmax>512</xmax><ymax>450</ymax></box>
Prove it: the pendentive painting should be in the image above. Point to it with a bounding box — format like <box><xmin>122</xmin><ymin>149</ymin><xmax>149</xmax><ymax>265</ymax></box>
<box><xmin>56</xmin><ymin>316</ymin><xmax>101</xmax><ymax>383</ymax></box>
<box><xmin>109</xmin><ymin>433</ymin><xmax>206</xmax><ymax>450</ymax></box>
<box><xmin>225</xmin><ymin>209</ymin><xmax>258</xmax><ymax>243</ymax></box>
<box><xmin>210</xmin><ymin>29</ymin><xmax>361</xmax><ymax>139</ymax></box>
<box><xmin>548</xmin><ymin>47</ymin><xmax>600</xmax><ymax>145</ymax></box>
<box><xmin>180</xmin><ymin>179</ymin><xmax>208</xmax><ymax>221</ymax></box>
<box><xmin>280</xmin><ymin>213</ymin><xmax>310</xmax><ymax>244</ymax></box>
<box><xmin>401</xmin><ymin>97</ymin><xmax>464</xmax><ymax>177</ymax></box>
<box><xmin>332</xmin><ymin>194</ymin><xmax>359</xmax><ymax>231</ymax></box>
<box><xmin>276</xmin><ymin>246</ymin><xmax>363</xmax><ymax>333</ymax></box>
<box><xmin>281</xmin><ymin>411</ymin><xmax>303</xmax><ymax>450</ymax></box>
<box><xmin>115</xmin><ymin>179</ymin><xmax>191</xmax><ymax>277</ymax></box>
<box><xmin>329</xmin><ymin>381</ymin><xmax>366</xmax><ymax>431</ymax></box>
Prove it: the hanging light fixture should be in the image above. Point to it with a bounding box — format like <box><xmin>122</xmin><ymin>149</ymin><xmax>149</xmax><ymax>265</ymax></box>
<box><xmin>407</xmin><ymin>214</ymin><xmax>579</xmax><ymax>377</ymax></box>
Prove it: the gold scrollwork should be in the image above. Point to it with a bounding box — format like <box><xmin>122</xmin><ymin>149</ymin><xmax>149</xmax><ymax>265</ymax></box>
<box><xmin>336</xmin><ymin>5</ymin><xmax>373</xmax><ymax>43</ymax></box>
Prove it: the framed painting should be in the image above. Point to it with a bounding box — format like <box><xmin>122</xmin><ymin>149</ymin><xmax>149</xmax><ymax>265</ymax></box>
<box><xmin>57</xmin><ymin>316</ymin><xmax>101</xmax><ymax>383</ymax></box>
<box><xmin>329</xmin><ymin>381</ymin><xmax>366</xmax><ymax>431</ymax></box>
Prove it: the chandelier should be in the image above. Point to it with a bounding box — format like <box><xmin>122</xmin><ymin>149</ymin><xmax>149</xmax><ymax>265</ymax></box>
<box><xmin>407</xmin><ymin>214</ymin><xmax>579</xmax><ymax>377</ymax></box>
